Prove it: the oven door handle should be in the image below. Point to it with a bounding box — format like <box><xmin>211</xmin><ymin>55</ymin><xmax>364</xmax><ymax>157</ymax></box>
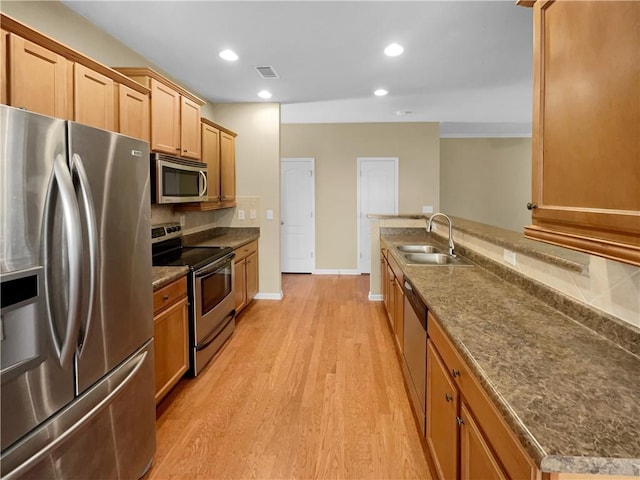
<box><xmin>195</xmin><ymin>309</ymin><xmax>236</xmax><ymax>351</ymax></box>
<box><xmin>194</xmin><ymin>252</ymin><xmax>235</xmax><ymax>278</ymax></box>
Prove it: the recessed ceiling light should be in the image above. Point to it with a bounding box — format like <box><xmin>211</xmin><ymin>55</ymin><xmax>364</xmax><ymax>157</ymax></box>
<box><xmin>384</xmin><ymin>43</ymin><xmax>404</xmax><ymax>57</ymax></box>
<box><xmin>258</xmin><ymin>90</ymin><xmax>272</xmax><ymax>99</ymax></box>
<box><xmin>374</xmin><ymin>89</ymin><xmax>388</xmax><ymax>97</ymax></box>
<box><xmin>219</xmin><ymin>49</ymin><xmax>238</xmax><ymax>61</ymax></box>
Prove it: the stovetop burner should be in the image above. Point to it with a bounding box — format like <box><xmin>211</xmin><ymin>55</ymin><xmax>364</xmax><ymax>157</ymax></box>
<box><xmin>151</xmin><ymin>223</ymin><xmax>233</xmax><ymax>271</ymax></box>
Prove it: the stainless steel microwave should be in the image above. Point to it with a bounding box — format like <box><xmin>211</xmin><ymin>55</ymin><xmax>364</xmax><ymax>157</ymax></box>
<box><xmin>151</xmin><ymin>153</ymin><xmax>207</xmax><ymax>204</ymax></box>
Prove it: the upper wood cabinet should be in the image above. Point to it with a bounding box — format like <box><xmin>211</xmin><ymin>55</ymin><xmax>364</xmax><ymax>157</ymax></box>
<box><xmin>114</xmin><ymin>67</ymin><xmax>204</xmax><ymax>160</ymax></box>
<box><xmin>177</xmin><ymin>118</ymin><xmax>237</xmax><ymax>211</ymax></box>
<box><xmin>117</xmin><ymin>83</ymin><xmax>149</xmax><ymax>142</ymax></box>
<box><xmin>520</xmin><ymin>1</ymin><xmax>640</xmax><ymax>266</ymax></box>
<box><xmin>74</xmin><ymin>63</ymin><xmax>115</xmax><ymax>131</ymax></box>
<box><xmin>1</xmin><ymin>14</ymin><xmax>151</xmax><ymax>141</ymax></box>
<box><xmin>7</xmin><ymin>33</ymin><xmax>71</xmax><ymax>119</ymax></box>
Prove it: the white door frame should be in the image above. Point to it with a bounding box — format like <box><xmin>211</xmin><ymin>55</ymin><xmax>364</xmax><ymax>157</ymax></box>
<box><xmin>280</xmin><ymin>157</ymin><xmax>316</xmax><ymax>273</ymax></box>
<box><xmin>357</xmin><ymin>157</ymin><xmax>399</xmax><ymax>273</ymax></box>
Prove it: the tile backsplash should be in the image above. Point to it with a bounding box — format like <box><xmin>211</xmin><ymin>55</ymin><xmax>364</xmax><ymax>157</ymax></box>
<box><xmin>150</xmin><ymin>196</ymin><xmax>262</xmax><ymax>235</ymax></box>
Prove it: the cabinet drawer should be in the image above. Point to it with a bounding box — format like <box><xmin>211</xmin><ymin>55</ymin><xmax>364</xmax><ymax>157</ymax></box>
<box><xmin>428</xmin><ymin>312</ymin><xmax>536</xmax><ymax>480</ymax></box>
<box><xmin>153</xmin><ymin>276</ymin><xmax>187</xmax><ymax>313</ymax></box>
<box><xmin>234</xmin><ymin>240</ymin><xmax>258</xmax><ymax>262</ymax></box>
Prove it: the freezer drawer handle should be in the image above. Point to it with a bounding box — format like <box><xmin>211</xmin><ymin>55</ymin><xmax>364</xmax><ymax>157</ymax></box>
<box><xmin>195</xmin><ymin>310</ymin><xmax>236</xmax><ymax>351</ymax></box>
<box><xmin>43</xmin><ymin>154</ymin><xmax>83</xmax><ymax>370</ymax></box>
<box><xmin>71</xmin><ymin>153</ymin><xmax>99</xmax><ymax>357</ymax></box>
<box><xmin>2</xmin><ymin>350</ymin><xmax>149</xmax><ymax>480</ymax></box>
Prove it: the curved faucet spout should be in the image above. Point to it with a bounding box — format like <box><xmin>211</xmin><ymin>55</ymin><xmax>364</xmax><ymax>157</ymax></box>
<box><xmin>426</xmin><ymin>213</ymin><xmax>455</xmax><ymax>256</ymax></box>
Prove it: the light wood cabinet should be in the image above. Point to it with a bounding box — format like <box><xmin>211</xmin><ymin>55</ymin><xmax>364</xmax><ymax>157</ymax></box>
<box><xmin>7</xmin><ymin>33</ymin><xmax>71</xmax><ymax>119</ymax></box>
<box><xmin>1</xmin><ymin>29</ymin><xmax>7</xmax><ymax>105</ymax></box>
<box><xmin>117</xmin><ymin>83</ymin><xmax>149</xmax><ymax>142</ymax></box>
<box><xmin>520</xmin><ymin>0</ymin><xmax>640</xmax><ymax>266</ymax></box>
<box><xmin>74</xmin><ymin>63</ymin><xmax>114</xmax><ymax>131</ymax></box>
<box><xmin>177</xmin><ymin>118</ymin><xmax>237</xmax><ymax>211</ymax></box>
<box><xmin>153</xmin><ymin>276</ymin><xmax>188</xmax><ymax>405</ymax></box>
<box><xmin>381</xmin><ymin>248</ymin><xmax>404</xmax><ymax>352</ymax></box>
<box><xmin>426</xmin><ymin>312</ymin><xmax>537</xmax><ymax>480</ymax></box>
<box><xmin>114</xmin><ymin>68</ymin><xmax>204</xmax><ymax>160</ymax></box>
<box><xmin>220</xmin><ymin>130</ymin><xmax>236</xmax><ymax>203</ymax></box>
<box><xmin>234</xmin><ymin>240</ymin><xmax>259</xmax><ymax>315</ymax></box>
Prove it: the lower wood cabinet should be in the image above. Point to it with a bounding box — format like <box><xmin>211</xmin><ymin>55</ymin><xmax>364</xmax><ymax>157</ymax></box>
<box><xmin>153</xmin><ymin>276</ymin><xmax>188</xmax><ymax>405</ymax></box>
<box><xmin>234</xmin><ymin>240</ymin><xmax>259</xmax><ymax>314</ymax></box>
<box><xmin>426</xmin><ymin>312</ymin><xmax>536</xmax><ymax>480</ymax></box>
<box><xmin>381</xmin><ymin>248</ymin><xmax>404</xmax><ymax>352</ymax></box>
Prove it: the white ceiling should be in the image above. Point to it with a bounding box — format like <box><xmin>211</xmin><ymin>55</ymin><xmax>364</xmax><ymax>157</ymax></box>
<box><xmin>63</xmin><ymin>0</ymin><xmax>533</xmax><ymax>136</ymax></box>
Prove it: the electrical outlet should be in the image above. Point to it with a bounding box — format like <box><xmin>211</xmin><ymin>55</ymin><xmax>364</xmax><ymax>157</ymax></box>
<box><xmin>422</xmin><ymin>205</ymin><xmax>434</xmax><ymax>214</ymax></box>
<box><xmin>266</xmin><ymin>209</ymin><xmax>274</xmax><ymax>220</ymax></box>
<box><xmin>503</xmin><ymin>249</ymin><xmax>517</xmax><ymax>266</ymax></box>
<box><xmin>238</xmin><ymin>210</ymin><xmax>245</xmax><ymax>220</ymax></box>
<box><xmin>250</xmin><ymin>209</ymin><xmax>256</xmax><ymax>219</ymax></box>
<box><xmin>179</xmin><ymin>215</ymin><xmax>185</xmax><ymax>226</ymax></box>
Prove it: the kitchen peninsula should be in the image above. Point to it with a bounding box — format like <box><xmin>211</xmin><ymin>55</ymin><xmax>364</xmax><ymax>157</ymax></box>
<box><xmin>375</xmin><ymin>215</ymin><xmax>640</xmax><ymax>478</ymax></box>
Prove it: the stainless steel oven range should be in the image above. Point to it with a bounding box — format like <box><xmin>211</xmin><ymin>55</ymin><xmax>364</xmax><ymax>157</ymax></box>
<box><xmin>152</xmin><ymin>223</ymin><xmax>235</xmax><ymax>376</ymax></box>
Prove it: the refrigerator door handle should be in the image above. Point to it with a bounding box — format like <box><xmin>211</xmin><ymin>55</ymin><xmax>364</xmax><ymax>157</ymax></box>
<box><xmin>2</xmin><ymin>349</ymin><xmax>149</xmax><ymax>480</ymax></box>
<box><xmin>43</xmin><ymin>154</ymin><xmax>83</xmax><ymax>370</ymax></box>
<box><xmin>71</xmin><ymin>153</ymin><xmax>99</xmax><ymax>357</ymax></box>
<box><xmin>199</xmin><ymin>170</ymin><xmax>207</xmax><ymax>197</ymax></box>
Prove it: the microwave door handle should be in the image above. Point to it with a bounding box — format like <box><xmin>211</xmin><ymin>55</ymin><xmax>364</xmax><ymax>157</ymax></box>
<box><xmin>71</xmin><ymin>153</ymin><xmax>99</xmax><ymax>358</ymax></box>
<box><xmin>43</xmin><ymin>154</ymin><xmax>83</xmax><ymax>370</ymax></box>
<box><xmin>199</xmin><ymin>170</ymin><xmax>207</xmax><ymax>197</ymax></box>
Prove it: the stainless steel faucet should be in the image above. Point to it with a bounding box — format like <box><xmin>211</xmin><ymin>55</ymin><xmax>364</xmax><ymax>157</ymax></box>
<box><xmin>426</xmin><ymin>213</ymin><xmax>455</xmax><ymax>256</ymax></box>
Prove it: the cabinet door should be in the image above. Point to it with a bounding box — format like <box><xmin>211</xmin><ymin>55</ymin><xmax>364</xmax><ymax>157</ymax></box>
<box><xmin>150</xmin><ymin>78</ymin><xmax>180</xmax><ymax>155</ymax></box>
<box><xmin>180</xmin><ymin>97</ymin><xmax>201</xmax><ymax>160</ymax></box>
<box><xmin>525</xmin><ymin>1</ymin><xmax>640</xmax><ymax>265</ymax></box>
<box><xmin>74</xmin><ymin>63</ymin><xmax>114</xmax><ymax>131</ymax></box>
<box><xmin>220</xmin><ymin>131</ymin><xmax>236</xmax><ymax>203</ymax></box>
<box><xmin>118</xmin><ymin>83</ymin><xmax>149</xmax><ymax>142</ymax></box>
<box><xmin>246</xmin><ymin>252</ymin><xmax>258</xmax><ymax>302</ymax></box>
<box><xmin>393</xmin><ymin>280</ymin><xmax>404</xmax><ymax>350</ymax></box>
<box><xmin>1</xmin><ymin>29</ymin><xmax>7</xmax><ymax>105</ymax></box>
<box><xmin>153</xmin><ymin>296</ymin><xmax>188</xmax><ymax>404</ymax></box>
<box><xmin>234</xmin><ymin>259</ymin><xmax>247</xmax><ymax>312</ymax></box>
<box><xmin>8</xmin><ymin>33</ymin><xmax>70</xmax><ymax>118</ymax></box>
<box><xmin>460</xmin><ymin>402</ymin><xmax>507</xmax><ymax>480</ymax></box>
<box><xmin>426</xmin><ymin>340</ymin><xmax>459</xmax><ymax>480</ymax></box>
<box><xmin>202</xmin><ymin>122</ymin><xmax>221</xmax><ymax>201</ymax></box>
<box><xmin>387</xmin><ymin>264</ymin><xmax>396</xmax><ymax>330</ymax></box>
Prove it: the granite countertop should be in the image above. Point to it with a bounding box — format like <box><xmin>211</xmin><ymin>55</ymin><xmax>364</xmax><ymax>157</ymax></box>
<box><xmin>381</xmin><ymin>232</ymin><xmax>640</xmax><ymax>477</ymax></box>
<box><xmin>152</xmin><ymin>266</ymin><xmax>189</xmax><ymax>291</ymax></box>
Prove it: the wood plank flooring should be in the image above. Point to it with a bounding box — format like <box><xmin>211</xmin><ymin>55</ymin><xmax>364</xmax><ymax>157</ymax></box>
<box><xmin>147</xmin><ymin>274</ymin><xmax>430</xmax><ymax>479</ymax></box>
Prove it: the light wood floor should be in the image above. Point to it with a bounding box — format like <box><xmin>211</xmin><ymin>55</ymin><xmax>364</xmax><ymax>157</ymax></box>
<box><xmin>147</xmin><ymin>274</ymin><xmax>431</xmax><ymax>480</ymax></box>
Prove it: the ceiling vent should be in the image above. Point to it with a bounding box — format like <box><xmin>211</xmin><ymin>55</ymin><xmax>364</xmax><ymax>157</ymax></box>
<box><xmin>255</xmin><ymin>66</ymin><xmax>279</xmax><ymax>79</ymax></box>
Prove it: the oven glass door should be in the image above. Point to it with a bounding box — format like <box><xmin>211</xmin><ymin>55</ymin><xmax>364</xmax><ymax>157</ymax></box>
<box><xmin>200</xmin><ymin>263</ymin><xmax>232</xmax><ymax>315</ymax></box>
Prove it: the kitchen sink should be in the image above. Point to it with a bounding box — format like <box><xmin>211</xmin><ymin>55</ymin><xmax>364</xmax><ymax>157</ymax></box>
<box><xmin>397</xmin><ymin>245</ymin><xmax>440</xmax><ymax>253</ymax></box>
<box><xmin>403</xmin><ymin>252</ymin><xmax>473</xmax><ymax>266</ymax></box>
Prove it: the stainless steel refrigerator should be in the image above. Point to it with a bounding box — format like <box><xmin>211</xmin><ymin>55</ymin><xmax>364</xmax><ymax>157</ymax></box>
<box><xmin>0</xmin><ymin>105</ymin><xmax>156</xmax><ymax>479</ymax></box>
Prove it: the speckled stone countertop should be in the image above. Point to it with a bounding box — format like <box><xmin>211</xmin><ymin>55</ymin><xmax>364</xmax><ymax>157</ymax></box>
<box><xmin>184</xmin><ymin>227</ymin><xmax>259</xmax><ymax>250</ymax></box>
<box><xmin>381</xmin><ymin>232</ymin><xmax>640</xmax><ymax>476</ymax></box>
<box><xmin>152</xmin><ymin>266</ymin><xmax>189</xmax><ymax>291</ymax></box>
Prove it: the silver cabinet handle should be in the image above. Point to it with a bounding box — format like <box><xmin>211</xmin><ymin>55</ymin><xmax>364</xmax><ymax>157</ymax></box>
<box><xmin>199</xmin><ymin>170</ymin><xmax>208</xmax><ymax>197</ymax></box>
<box><xmin>456</xmin><ymin>416</ymin><xmax>465</xmax><ymax>426</ymax></box>
<box><xmin>162</xmin><ymin>294</ymin><xmax>169</xmax><ymax>301</ymax></box>
<box><xmin>527</xmin><ymin>202</ymin><xmax>538</xmax><ymax>210</ymax></box>
<box><xmin>43</xmin><ymin>154</ymin><xmax>83</xmax><ymax>370</ymax></box>
<box><xmin>71</xmin><ymin>154</ymin><xmax>99</xmax><ymax>358</ymax></box>
<box><xmin>445</xmin><ymin>393</ymin><xmax>453</xmax><ymax>402</ymax></box>
<box><xmin>452</xmin><ymin>369</ymin><xmax>460</xmax><ymax>378</ymax></box>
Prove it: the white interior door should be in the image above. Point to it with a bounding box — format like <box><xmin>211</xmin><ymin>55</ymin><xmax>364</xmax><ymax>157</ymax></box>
<box><xmin>357</xmin><ymin>157</ymin><xmax>398</xmax><ymax>273</ymax></box>
<box><xmin>280</xmin><ymin>158</ymin><xmax>315</xmax><ymax>273</ymax></box>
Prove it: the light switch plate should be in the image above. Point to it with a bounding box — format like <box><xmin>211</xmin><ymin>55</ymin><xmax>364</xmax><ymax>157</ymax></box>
<box><xmin>238</xmin><ymin>210</ymin><xmax>245</xmax><ymax>220</ymax></box>
<box><xmin>503</xmin><ymin>249</ymin><xmax>517</xmax><ymax>266</ymax></box>
<box><xmin>266</xmin><ymin>209</ymin><xmax>274</xmax><ymax>220</ymax></box>
<box><xmin>250</xmin><ymin>209</ymin><xmax>256</xmax><ymax>219</ymax></box>
<box><xmin>179</xmin><ymin>215</ymin><xmax>185</xmax><ymax>226</ymax></box>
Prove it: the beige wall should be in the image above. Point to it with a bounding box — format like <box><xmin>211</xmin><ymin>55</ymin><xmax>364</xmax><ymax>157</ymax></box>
<box><xmin>281</xmin><ymin>123</ymin><xmax>439</xmax><ymax>270</ymax></box>
<box><xmin>211</xmin><ymin>103</ymin><xmax>282</xmax><ymax>296</ymax></box>
<box><xmin>1</xmin><ymin>1</ymin><xmax>216</xmax><ymax>118</ymax></box>
<box><xmin>440</xmin><ymin>138</ymin><xmax>532</xmax><ymax>233</ymax></box>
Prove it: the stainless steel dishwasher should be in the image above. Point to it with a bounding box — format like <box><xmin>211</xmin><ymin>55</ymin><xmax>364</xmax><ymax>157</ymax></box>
<box><xmin>402</xmin><ymin>276</ymin><xmax>428</xmax><ymax>436</ymax></box>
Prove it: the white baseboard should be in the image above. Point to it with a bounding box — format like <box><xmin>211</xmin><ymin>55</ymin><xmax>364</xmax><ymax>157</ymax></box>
<box><xmin>313</xmin><ymin>269</ymin><xmax>361</xmax><ymax>275</ymax></box>
<box><xmin>368</xmin><ymin>293</ymin><xmax>383</xmax><ymax>301</ymax></box>
<box><xmin>254</xmin><ymin>291</ymin><xmax>284</xmax><ymax>300</ymax></box>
